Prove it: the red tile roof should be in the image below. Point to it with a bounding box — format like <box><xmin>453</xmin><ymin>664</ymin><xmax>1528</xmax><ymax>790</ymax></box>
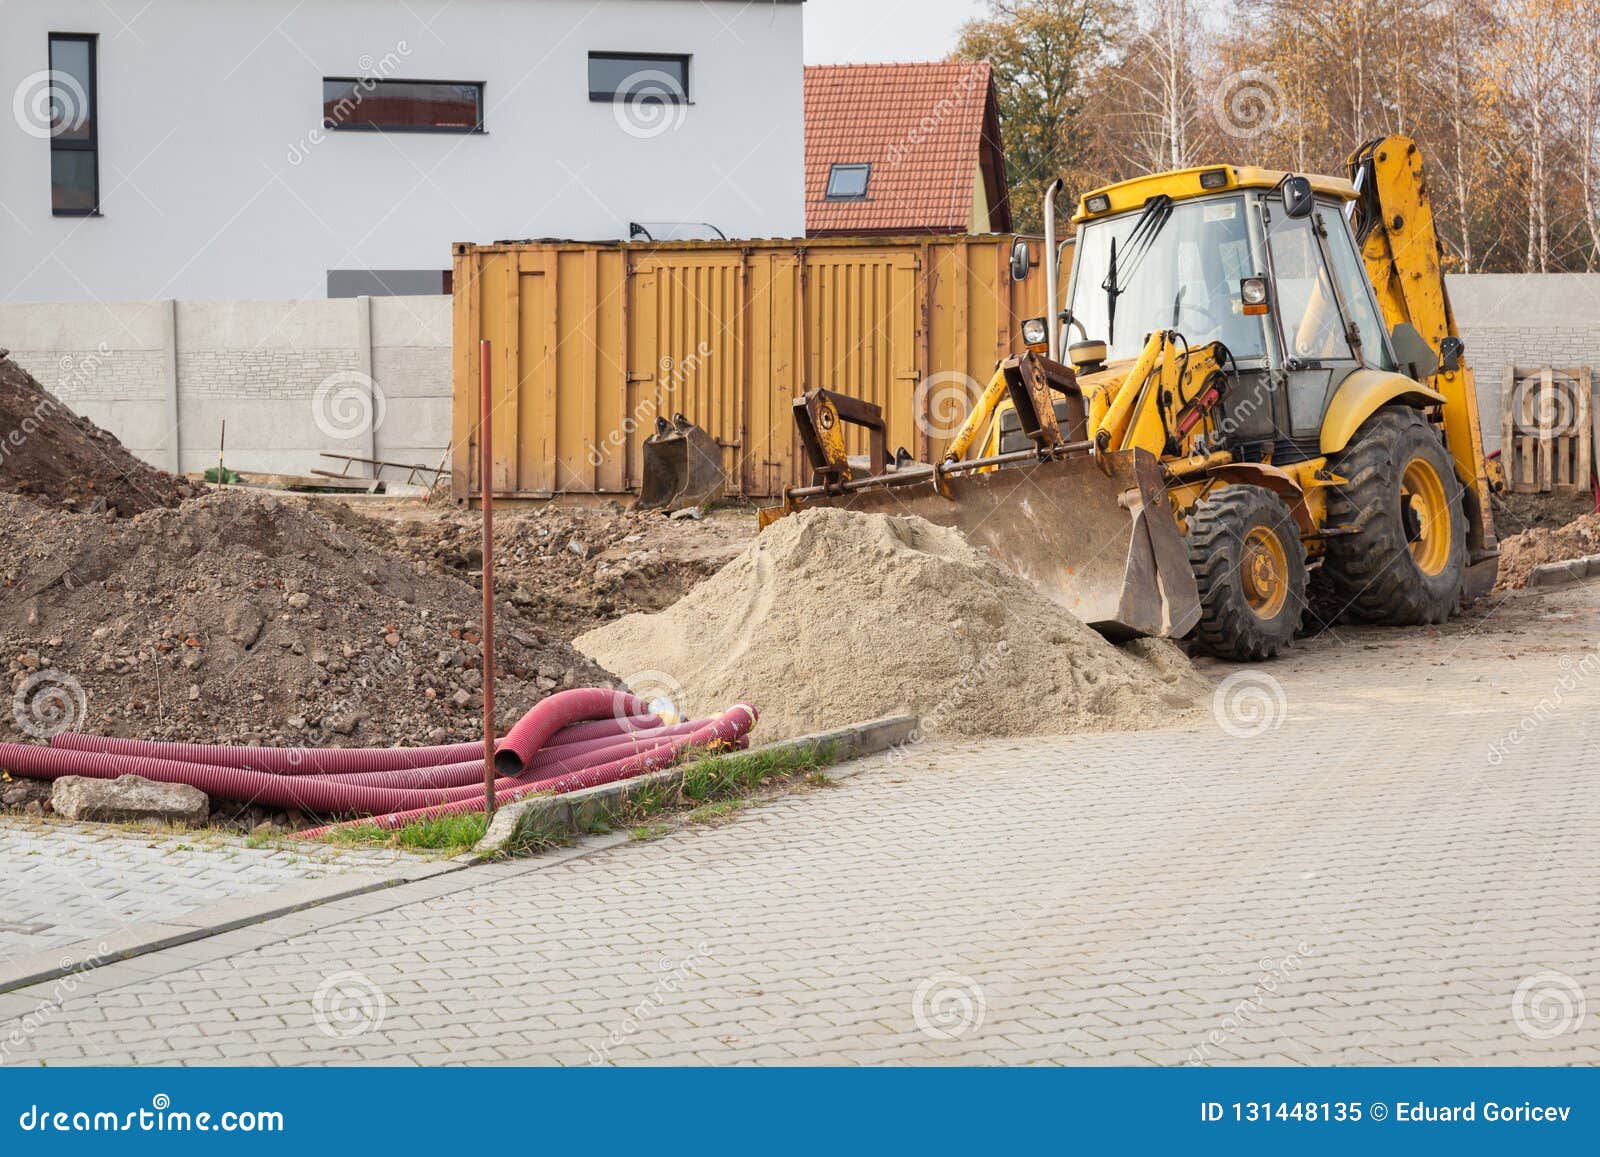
<box><xmin>805</xmin><ymin>61</ymin><xmax>1009</xmax><ymax>236</ymax></box>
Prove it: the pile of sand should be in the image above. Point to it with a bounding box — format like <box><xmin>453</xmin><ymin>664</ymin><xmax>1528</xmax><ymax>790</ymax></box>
<box><xmin>576</xmin><ymin>508</ymin><xmax>1208</xmax><ymax>742</ymax></box>
<box><xmin>1495</xmin><ymin>510</ymin><xmax>1600</xmax><ymax>590</ymax></box>
<box><xmin>0</xmin><ymin>355</ymin><xmax>194</xmax><ymax>516</ymax></box>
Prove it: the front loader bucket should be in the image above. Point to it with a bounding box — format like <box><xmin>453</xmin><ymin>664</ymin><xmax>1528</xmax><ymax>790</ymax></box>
<box><xmin>772</xmin><ymin>448</ymin><xmax>1200</xmax><ymax>641</ymax></box>
<box><xmin>637</xmin><ymin>414</ymin><xmax>726</xmax><ymax>512</ymax></box>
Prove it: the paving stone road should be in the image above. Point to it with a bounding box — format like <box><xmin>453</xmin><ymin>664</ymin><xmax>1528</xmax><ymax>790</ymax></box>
<box><xmin>0</xmin><ymin>822</ymin><xmax>429</xmax><ymax>959</ymax></box>
<box><xmin>1</xmin><ymin>582</ymin><xmax>1597</xmax><ymax>1065</ymax></box>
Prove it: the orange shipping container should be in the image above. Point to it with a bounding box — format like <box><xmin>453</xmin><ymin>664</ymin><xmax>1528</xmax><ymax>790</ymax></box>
<box><xmin>451</xmin><ymin>234</ymin><xmax>1046</xmax><ymax>501</ymax></box>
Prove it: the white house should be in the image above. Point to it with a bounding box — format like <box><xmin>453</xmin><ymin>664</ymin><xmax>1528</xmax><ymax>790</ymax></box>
<box><xmin>1</xmin><ymin>0</ymin><xmax>805</xmax><ymax>302</ymax></box>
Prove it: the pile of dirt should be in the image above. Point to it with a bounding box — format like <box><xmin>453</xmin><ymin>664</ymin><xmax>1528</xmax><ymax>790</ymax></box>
<box><xmin>329</xmin><ymin>502</ymin><xmax>750</xmax><ymax>639</ymax></box>
<box><xmin>0</xmin><ymin>489</ymin><xmax>613</xmax><ymax>752</ymax></box>
<box><xmin>0</xmin><ymin>354</ymin><xmax>195</xmax><ymax>516</ymax></box>
<box><xmin>576</xmin><ymin>508</ymin><xmax>1209</xmax><ymax>742</ymax></box>
<box><xmin>1495</xmin><ymin>510</ymin><xmax>1600</xmax><ymax>590</ymax></box>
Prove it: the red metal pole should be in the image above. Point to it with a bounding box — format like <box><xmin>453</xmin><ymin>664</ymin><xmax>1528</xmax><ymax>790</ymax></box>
<box><xmin>479</xmin><ymin>339</ymin><xmax>496</xmax><ymax>818</ymax></box>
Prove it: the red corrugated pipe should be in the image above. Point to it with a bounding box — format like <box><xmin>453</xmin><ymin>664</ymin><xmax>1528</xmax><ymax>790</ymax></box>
<box><xmin>295</xmin><ymin>703</ymin><xmax>759</xmax><ymax>838</ymax></box>
<box><xmin>46</xmin><ymin>700</ymin><xmax>662</xmax><ymax>774</ymax></box>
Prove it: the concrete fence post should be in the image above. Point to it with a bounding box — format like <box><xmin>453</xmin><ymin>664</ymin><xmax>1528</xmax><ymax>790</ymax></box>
<box><xmin>355</xmin><ymin>294</ymin><xmax>376</xmax><ymax>476</ymax></box>
<box><xmin>162</xmin><ymin>299</ymin><xmax>182</xmax><ymax>473</ymax></box>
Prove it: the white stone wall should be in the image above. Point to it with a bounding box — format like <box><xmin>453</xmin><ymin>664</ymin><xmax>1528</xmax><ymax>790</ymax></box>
<box><xmin>0</xmin><ymin>296</ymin><xmax>451</xmax><ymax>480</ymax></box>
<box><xmin>1448</xmin><ymin>274</ymin><xmax>1600</xmax><ymax>452</ymax></box>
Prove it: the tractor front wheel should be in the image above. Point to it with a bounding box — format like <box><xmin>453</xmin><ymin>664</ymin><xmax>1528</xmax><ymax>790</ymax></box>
<box><xmin>1185</xmin><ymin>484</ymin><xmax>1307</xmax><ymax>661</ymax></box>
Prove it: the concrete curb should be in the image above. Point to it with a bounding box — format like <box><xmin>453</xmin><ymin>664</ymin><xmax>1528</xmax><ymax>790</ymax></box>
<box><xmin>0</xmin><ymin>860</ymin><xmax>460</xmax><ymax>995</ymax></box>
<box><xmin>473</xmin><ymin>714</ymin><xmax>919</xmax><ymax>859</ymax></box>
<box><xmin>1527</xmin><ymin>553</ymin><xmax>1600</xmax><ymax>589</ymax></box>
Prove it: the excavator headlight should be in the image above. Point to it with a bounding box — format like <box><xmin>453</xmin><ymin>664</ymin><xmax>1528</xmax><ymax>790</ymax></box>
<box><xmin>1084</xmin><ymin>194</ymin><xmax>1111</xmax><ymax>215</ymax></box>
<box><xmin>1020</xmin><ymin>317</ymin><xmax>1049</xmax><ymax>350</ymax></box>
<box><xmin>1199</xmin><ymin>168</ymin><xmax>1229</xmax><ymax>189</ymax></box>
<box><xmin>1240</xmin><ymin>276</ymin><xmax>1270</xmax><ymax>315</ymax></box>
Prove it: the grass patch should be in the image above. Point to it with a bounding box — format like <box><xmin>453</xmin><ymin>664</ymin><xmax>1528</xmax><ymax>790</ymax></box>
<box><xmin>323</xmin><ymin>812</ymin><xmax>488</xmax><ymax>854</ymax></box>
<box><xmin>676</xmin><ymin>740</ymin><xmax>839</xmax><ymax>804</ymax></box>
<box><xmin>686</xmin><ymin>798</ymin><xmax>745</xmax><ymax>825</ymax></box>
<box><xmin>457</xmin><ymin>738</ymin><xmax>848</xmax><ymax>860</ymax></box>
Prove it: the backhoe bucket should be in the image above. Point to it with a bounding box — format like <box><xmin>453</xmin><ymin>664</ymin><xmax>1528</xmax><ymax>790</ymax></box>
<box><xmin>637</xmin><ymin>414</ymin><xmax>726</xmax><ymax>512</ymax></box>
<box><xmin>774</xmin><ymin>448</ymin><xmax>1200</xmax><ymax>641</ymax></box>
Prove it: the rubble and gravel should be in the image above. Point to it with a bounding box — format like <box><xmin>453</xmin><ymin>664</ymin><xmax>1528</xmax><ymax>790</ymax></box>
<box><xmin>0</xmin><ymin>355</ymin><xmax>195</xmax><ymax>516</ymax></box>
<box><xmin>328</xmin><ymin>501</ymin><xmax>750</xmax><ymax>639</ymax></box>
<box><xmin>1495</xmin><ymin>510</ymin><xmax>1600</xmax><ymax>590</ymax></box>
<box><xmin>0</xmin><ymin>489</ymin><xmax>614</xmax><ymax>760</ymax></box>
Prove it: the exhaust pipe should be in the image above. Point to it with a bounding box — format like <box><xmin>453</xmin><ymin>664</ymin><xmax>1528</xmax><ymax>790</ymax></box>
<box><xmin>1043</xmin><ymin>177</ymin><xmax>1064</xmax><ymax>363</ymax></box>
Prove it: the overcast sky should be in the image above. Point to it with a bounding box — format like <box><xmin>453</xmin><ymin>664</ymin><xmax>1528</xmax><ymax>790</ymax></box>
<box><xmin>803</xmin><ymin>0</ymin><xmax>988</xmax><ymax>65</ymax></box>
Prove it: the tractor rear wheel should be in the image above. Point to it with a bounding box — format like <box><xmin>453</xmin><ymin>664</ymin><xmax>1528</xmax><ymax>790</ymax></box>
<box><xmin>1321</xmin><ymin>406</ymin><xmax>1466</xmax><ymax>625</ymax></box>
<box><xmin>1185</xmin><ymin>484</ymin><xmax>1307</xmax><ymax>661</ymax></box>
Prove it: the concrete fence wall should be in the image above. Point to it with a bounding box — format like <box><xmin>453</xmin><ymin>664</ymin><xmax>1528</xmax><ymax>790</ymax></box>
<box><xmin>1448</xmin><ymin>274</ymin><xmax>1600</xmax><ymax>452</ymax></box>
<box><xmin>0</xmin><ymin>296</ymin><xmax>451</xmax><ymax>479</ymax></box>
<box><xmin>1</xmin><ymin>275</ymin><xmax>1596</xmax><ymax>480</ymax></box>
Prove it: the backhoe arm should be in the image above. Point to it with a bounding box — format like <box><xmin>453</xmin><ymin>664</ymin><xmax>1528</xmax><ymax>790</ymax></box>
<box><xmin>1346</xmin><ymin>135</ymin><xmax>1496</xmax><ymax>556</ymax></box>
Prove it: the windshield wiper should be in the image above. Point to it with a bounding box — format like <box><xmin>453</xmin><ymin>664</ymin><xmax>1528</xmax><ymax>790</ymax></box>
<box><xmin>1100</xmin><ymin>194</ymin><xmax>1174</xmax><ymax>346</ymax></box>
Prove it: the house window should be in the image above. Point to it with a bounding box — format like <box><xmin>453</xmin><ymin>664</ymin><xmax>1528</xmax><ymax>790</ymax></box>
<box><xmin>48</xmin><ymin>34</ymin><xmax>99</xmax><ymax>216</ymax></box>
<box><xmin>825</xmin><ymin>163</ymin><xmax>871</xmax><ymax>201</ymax></box>
<box><xmin>321</xmin><ymin>79</ymin><xmax>484</xmax><ymax>132</ymax></box>
<box><xmin>588</xmin><ymin>53</ymin><xmax>689</xmax><ymax>103</ymax></box>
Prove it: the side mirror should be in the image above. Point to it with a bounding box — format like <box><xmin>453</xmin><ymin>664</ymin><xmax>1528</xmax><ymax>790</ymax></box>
<box><xmin>1283</xmin><ymin>175</ymin><xmax>1315</xmax><ymax>219</ymax></box>
<box><xmin>1009</xmin><ymin>237</ymin><xmax>1032</xmax><ymax>282</ymax></box>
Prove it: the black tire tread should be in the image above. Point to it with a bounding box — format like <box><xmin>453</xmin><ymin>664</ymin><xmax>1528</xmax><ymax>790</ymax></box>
<box><xmin>1321</xmin><ymin>406</ymin><xmax>1465</xmax><ymax>626</ymax></box>
<box><xmin>1185</xmin><ymin>484</ymin><xmax>1307</xmax><ymax>662</ymax></box>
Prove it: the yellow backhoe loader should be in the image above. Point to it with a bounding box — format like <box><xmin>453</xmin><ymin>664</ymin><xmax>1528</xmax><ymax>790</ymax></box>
<box><xmin>762</xmin><ymin>136</ymin><xmax>1499</xmax><ymax>660</ymax></box>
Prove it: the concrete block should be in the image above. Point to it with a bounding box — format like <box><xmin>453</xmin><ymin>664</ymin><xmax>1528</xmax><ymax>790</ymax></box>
<box><xmin>1527</xmin><ymin>554</ymin><xmax>1600</xmax><ymax>588</ymax></box>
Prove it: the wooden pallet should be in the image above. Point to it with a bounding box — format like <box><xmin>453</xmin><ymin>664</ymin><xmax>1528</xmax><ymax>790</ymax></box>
<box><xmin>1501</xmin><ymin>365</ymin><xmax>1593</xmax><ymax>494</ymax></box>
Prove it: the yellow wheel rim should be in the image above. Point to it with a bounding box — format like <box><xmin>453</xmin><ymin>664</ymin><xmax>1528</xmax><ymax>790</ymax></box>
<box><xmin>1240</xmin><ymin>525</ymin><xmax>1289</xmax><ymax>620</ymax></box>
<box><xmin>1401</xmin><ymin>457</ymin><xmax>1451</xmax><ymax>576</ymax></box>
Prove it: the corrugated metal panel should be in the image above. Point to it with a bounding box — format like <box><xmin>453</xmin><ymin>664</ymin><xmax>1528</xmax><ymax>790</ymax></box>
<box><xmin>452</xmin><ymin>234</ymin><xmax>1045</xmax><ymax>500</ymax></box>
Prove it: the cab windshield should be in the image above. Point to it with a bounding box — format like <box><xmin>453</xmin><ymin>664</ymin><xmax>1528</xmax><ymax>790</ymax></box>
<box><xmin>1067</xmin><ymin>195</ymin><xmax>1267</xmax><ymax>363</ymax></box>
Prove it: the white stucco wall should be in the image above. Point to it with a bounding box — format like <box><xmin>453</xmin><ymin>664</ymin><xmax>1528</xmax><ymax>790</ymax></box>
<box><xmin>1</xmin><ymin>296</ymin><xmax>453</xmax><ymax>478</ymax></box>
<box><xmin>0</xmin><ymin>0</ymin><xmax>804</xmax><ymax>303</ymax></box>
